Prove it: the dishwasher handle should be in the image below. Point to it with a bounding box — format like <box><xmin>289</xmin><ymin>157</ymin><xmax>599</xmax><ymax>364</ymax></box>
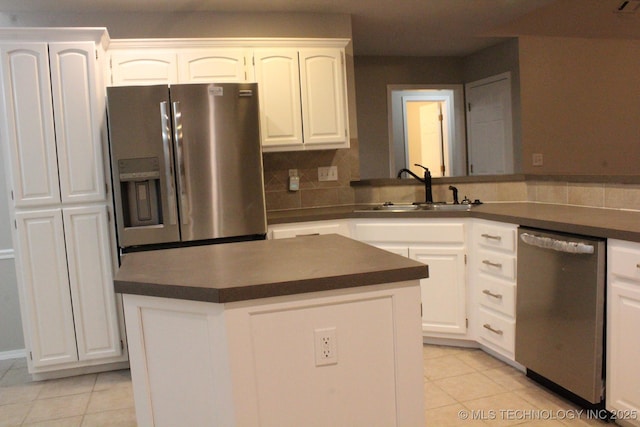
<box><xmin>520</xmin><ymin>232</ymin><xmax>595</xmax><ymax>254</ymax></box>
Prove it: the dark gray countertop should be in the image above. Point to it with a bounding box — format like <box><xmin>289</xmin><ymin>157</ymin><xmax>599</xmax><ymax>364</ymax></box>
<box><xmin>268</xmin><ymin>202</ymin><xmax>640</xmax><ymax>243</ymax></box>
<box><xmin>114</xmin><ymin>234</ymin><xmax>428</xmax><ymax>303</ymax></box>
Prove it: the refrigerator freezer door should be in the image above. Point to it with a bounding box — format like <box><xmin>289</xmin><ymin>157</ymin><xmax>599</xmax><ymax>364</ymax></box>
<box><xmin>170</xmin><ymin>83</ymin><xmax>266</xmax><ymax>241</ymax></box>
<box><xmin>107</xmin><ymin>85</ymin><xmax>181</xmax><ymax>247</ymax></box>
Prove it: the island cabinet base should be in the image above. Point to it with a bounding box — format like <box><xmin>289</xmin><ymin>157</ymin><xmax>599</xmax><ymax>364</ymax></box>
<box><xmin>123</xmin><ymin>281</ymin><xmax>424</xmax><ymax>427</ymax></box>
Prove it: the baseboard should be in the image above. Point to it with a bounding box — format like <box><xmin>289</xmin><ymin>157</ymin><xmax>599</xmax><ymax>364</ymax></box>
<box><xmin>0</xmin><ymin>348</ymin><xmax>26</xmax><ymax>360</ymax></box>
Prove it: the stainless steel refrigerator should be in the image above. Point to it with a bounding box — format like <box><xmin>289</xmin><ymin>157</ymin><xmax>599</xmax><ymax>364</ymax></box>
<box><xmin>106</xmin><ymin>83</ymin><xmax>267</xmax><ymax>251</ymax></box>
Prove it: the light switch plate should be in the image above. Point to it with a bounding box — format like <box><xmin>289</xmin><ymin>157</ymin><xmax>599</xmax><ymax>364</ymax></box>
<box><xmin>318</xmin><ymin>166</ymin><xmax>338</xmax><ymax>182</ymax></box>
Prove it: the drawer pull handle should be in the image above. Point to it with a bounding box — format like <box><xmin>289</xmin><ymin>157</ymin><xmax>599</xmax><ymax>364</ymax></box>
<box><xmin>481</xmin><ymin>233</ymin><xmax>502</xmax><ymax>241</ymax></box>
<box><xmin>482</xmin><ymin>289</ymin><xmax>503</xmax><ymax>299</ymax></box>
<box><xmin>483</xmin><ymin>324</ymin><xmax>503</xmax><ymax>335</ymax></box>
<box><xmin>482</xmin><ymin>260</ymin><xmax>503</xmax><ymax>268</ymax></box>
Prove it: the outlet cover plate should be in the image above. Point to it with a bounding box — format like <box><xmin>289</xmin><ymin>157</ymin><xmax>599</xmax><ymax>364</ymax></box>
<box><xmin>314</xmin><ymin>327</ymin><xmax>337</xmax><ymax>366</ymax></box>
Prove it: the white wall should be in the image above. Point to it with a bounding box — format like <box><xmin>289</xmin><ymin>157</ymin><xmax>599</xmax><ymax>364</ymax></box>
<box><xmin>0</xmin><ymin>150</ymin><xmax>24</xmax><ymax>355</ymax></box>
<box><xmin>0</xmin><ymin>11</ymin><xmax>351</xmax><ymax>39</ymax></box>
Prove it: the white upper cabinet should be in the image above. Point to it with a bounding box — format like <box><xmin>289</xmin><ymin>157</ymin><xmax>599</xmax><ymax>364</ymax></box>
<box><xmin>49</xmin><ymin>42</ymin><xmax>105</xmax><ymax>204</ymax></box>
<box><xmin>299</xmin><ymin>49</ymin><xmax>348</xmax><ymax>147</ymax></box>
<box><xmin>0</xmin><ymin>43</ymin><xmax>60</xmax><ymax>207</ymax></box>
<box><xmin>255</xmin><ymin>47</ymin><xmax>349</xmax><ymax>152</ymax></box>
<box><xmin>110</xmin><ymin>50</ymin><xmax>178</xmax><ymax>85</ymax></box>
<box><xmin>253</xmin><ymin>49</ymin><xmax>304</xmax><ymax>149</ymax></box>
<box><xmin>109</xmin><ymin>48</ymin><xmax>252</xmax><ymax>85</ymax></box>
<box><xmin>0</xmin><ymin>41</ymin><xmax>105</xmax><ymax>208</ymax></box>
<box><xmin>106</xmin><ymin>39</ymin><xmax>351</xmax><ymax>152</ymax></box>
<box><xmin>178</xmin><ymin>49</ymin><xmax>252</xmax><ymax>83</ymax></box>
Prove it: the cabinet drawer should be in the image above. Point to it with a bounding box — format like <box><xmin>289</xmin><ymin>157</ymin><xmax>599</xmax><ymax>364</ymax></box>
<box><xmin>609</xmin><ymin>241</ymin><xmax>640</xmax><ymax>283</ymax></box>
<box><xmin>477</xmin><ymin>307</ymin><xmax>515</xmax><ymax>354</ymax></box>
<box><xmin>367</xmin><ymin>244</ymin><xmax>409</xmax><ymax>258</ymax></box>
<box><xmin>476</xmin><ymin>250</ymin><xmax>516</xmax><ymax>281</ymax></box>
<box><xmin>269</xmin><ymin>222</ymin><xmax>349</xmax><ymax>239</ymax></box>
<box><xmin>475</xmin><ymin>222</ymin><xmax>516</xmax><ymax>253</ymax></box>
<box><xmin>354</xmin><ymin>222</ymin><xmax>464</xmax><ymax>244</ymax></box>
<box><xmin>476</xmin><ymin>278</ymin><xmax>516</xmax><ymax>318</ymax></box>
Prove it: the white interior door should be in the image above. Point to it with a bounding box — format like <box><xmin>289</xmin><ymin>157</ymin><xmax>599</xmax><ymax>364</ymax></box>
<box><xmin>402</xmin><ymin>96</ymin><xmax>451</xmax><ymax>178</ymax></box>
<box><xmin>466</xmin><ymin>73</ymin><xmax>513</xmax><ymax>175</ymax></box>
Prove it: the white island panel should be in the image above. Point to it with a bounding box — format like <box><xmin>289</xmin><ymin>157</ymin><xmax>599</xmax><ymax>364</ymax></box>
<box><xmin>124</xmin><ymin>281</ymin><xmax>424</xmax><ymax>427</ymax></box>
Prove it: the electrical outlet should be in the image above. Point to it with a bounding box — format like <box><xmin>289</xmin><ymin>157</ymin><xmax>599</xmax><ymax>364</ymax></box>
<box><xmin>318</xmin><ymin>166</ymin><xmax>338</xmax><ymax>182</ymax></box>
<box><xmin>532</xmin><ymin>153</ymin><xmax>544</xmax><ymax>167</ymax></box>
<box><xmin>314</xmin><ymin>327</ymin><xmax>337</xmax><ymax>366</ymax></box>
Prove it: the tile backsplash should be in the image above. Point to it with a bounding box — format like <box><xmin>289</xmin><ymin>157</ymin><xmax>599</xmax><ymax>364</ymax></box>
<box><xmin>264</xmin><ymin>167</ymin><xmax>640</xmax><ymax>213</ymax></box>
<box><xmin>262</xmin><ymin>139</ymin><xmax>359</xmax><ymax>211</ymax></box>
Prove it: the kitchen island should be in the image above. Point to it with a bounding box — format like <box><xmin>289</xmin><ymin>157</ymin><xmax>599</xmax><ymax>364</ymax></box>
<box><xmin>115</xmin><ymin>234</ymin><xmax>428</xmax><ymax>427</ymax></box>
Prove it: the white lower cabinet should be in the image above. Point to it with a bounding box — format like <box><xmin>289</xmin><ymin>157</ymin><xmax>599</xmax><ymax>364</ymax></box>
<box><xmin>268</xmin><ymin>220</ymin><xmax>351</xmax><ymax>239</ymax></box>
<box><xmin>607</xmin><ymin>239</ymin><xmax>640</xmax><ymax>426</ymax></box>
<box><xmin>353</xmin><ymin>219</ymin><xmax>467</xmax><ymax>339</ymax></box>
<box><xmin>409</xmin><ymin>247</ymin><xmax>466</xmax><ymax>336</ymax></box>
<box><xmin>14</xmin><ymin>206</ymin><xmax>125</xmax><ymax>373</ymax></box>
<box><xmin>269</xmin><ymin>218</ymin><xmax>524</xmax><ymax>353</ymax></box>
<box><xmin>469</xmin><ymin>220</ymin><xmax>518</xmax><ymax>360</ymax></box>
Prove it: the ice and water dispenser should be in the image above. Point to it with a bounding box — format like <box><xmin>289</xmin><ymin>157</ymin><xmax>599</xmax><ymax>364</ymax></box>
<box><xmin>117</xmin><ymin>157</ymin><xmax>163</xmax><ymax>227</ymax></box>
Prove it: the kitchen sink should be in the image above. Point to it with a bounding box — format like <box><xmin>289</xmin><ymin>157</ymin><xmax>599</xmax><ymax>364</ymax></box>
<box><xmin>355</xmin><ymin>202</ymin><xmax>472</xmax><ymax>213</ymax></box>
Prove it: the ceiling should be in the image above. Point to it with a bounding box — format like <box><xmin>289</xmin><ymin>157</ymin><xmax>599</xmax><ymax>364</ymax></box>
<box><xmin>0</xmin><ymin>0</ymin><xmax>638</xmax><ymax>56</ymax></box>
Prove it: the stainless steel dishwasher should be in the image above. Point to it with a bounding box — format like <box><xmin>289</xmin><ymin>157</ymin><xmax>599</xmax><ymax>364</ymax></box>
<box><xmin>515</xmin><ymin>227</ymin><xmax>605</xmax><ymax>407</ymax></box>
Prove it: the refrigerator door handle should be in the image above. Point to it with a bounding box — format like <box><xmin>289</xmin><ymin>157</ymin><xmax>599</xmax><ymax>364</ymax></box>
<box><xmin>172</xmin><ymin>101</ymin><xmax>189</xmax><ymax>225</ymax></box>
<box><xmin>160</xmin><ymin>101</ymin><xmax>178</xmax><ymax>225</ymax></box>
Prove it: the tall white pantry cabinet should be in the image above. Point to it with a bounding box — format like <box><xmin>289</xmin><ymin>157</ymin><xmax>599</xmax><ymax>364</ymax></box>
<box><xmin>0</xmin><ymin>29</ymin><xmax>127</xmax><ymax>378</ymax></box>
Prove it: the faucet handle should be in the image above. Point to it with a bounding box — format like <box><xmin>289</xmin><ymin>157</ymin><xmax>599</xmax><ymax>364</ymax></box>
<box><xmin>414</xmin><ymin>163</ymin><xmax>429</xmax><ymax>172</ymax></box>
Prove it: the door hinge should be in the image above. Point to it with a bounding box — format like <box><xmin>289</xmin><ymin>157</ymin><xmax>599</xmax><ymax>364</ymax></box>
<box><xmin>106</xmin><ymin>210</ymin><xmax>111</xmax><ymax>222</ymax></box>
<box><xmin>438</xmin><ymin>114</ymin><xmax>443</xmax><ymax>121</ymax></box>
<box><xmin>420</xmin><ymin>303</ymin><xmax>423</xmax><ymax>318</ymax></box>
<box><xmin>120</xmin><ymin>340</ymin><xmax>124</xmax><ymax>350</ymax></box>
<box><xmin>466</xmin><ymin>318</ymin><xmax>468</xmax><ymax>328</ymax></box>
<box><xmin>10</xmin><ymin>190</ymin><xmax>14</xmax><ymax>201</ymax></box>
<box><xmin>464</xmin><ymin>254</ymin><xmax>467</xmax><ymax>265</ymax></box>
<box><xmin>467</xmin><ymin>103</ymin><xmax>472</xmax><ymax>112</ymax></box>
<box><xmin>29</xmin><ymin>351</ymin><xmax>32</xmax><ymax>360</ymax></box>
<box><xmin>95</xmin><ymin>50</ymin><xmax>98</xmax><ymax>60</ymax></box>
<box><xmin>14</xmin><ymin>219</ymin><xmax>17</xmax><ymax>229</ymax></box>
<box><xmin>470</xmin><ymin>164</ymin><xmax>474</xmax><ymax>174</ymax></box>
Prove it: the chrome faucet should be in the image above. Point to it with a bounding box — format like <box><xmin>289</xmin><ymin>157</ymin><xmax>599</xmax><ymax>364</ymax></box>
<box><xmin>397</xmin><ymin>164</ymin><xmax>433</xmax><ymax>203</ymax></box>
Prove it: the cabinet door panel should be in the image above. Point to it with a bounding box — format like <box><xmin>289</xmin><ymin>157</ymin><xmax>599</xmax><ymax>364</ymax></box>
<box><xmin>63</xmin><ymin>205</ymin><xmax>122</xmax><ymax>361</ymax></box>
<box><xmin>0</xmin><ymin>43</ymin><xmax>60</xmax><ymax>207</ymax></box>
<box><xmin>299</xmin><ymin>49</ymin><xmax>348</xmax><ymax>146</ymax></box>
<box><xmin>178</xmin><ymin>49</ymin><xmax>249</xmax><ymax>83</ymax></box>
<box><xmin>110</xmin><ymin>51</ymin><xmax>178</xmax><ymax>85</ymax></box>
<box><xmin>49</xmin><ymin>42</ymin><xmax>105</xmax><ymax>204</ymax></box>
<box><xmin>15</xmin><ymin>209</ymin><xmax>78</xmax><ymax>367</ymax></box>
<box><xmin>254</xmin><ymin>49</ymin><xmax>303</xmax><ymax>149</ymax></box>
<box><xmin>410</xmin><ymin>247</ymin><xmax>466</xmax><ymax>335</ymax></box>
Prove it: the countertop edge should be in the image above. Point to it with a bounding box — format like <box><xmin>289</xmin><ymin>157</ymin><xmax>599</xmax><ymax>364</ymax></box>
<box><xmin>267</xmin><ymin>203</ymin><xmax>640</xmax><ymax>243</ymax></box>
<box><xmin>115</xmin><ymin>265</ymin><xmax>428</xmax><ymax>303</ymax></box>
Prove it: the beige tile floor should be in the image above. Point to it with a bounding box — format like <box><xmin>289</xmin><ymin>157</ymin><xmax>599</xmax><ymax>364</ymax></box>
<box><xmin>0</xmin><ymin>344</ymin><xmax>610</xmax><ymax>426</ymax></box>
